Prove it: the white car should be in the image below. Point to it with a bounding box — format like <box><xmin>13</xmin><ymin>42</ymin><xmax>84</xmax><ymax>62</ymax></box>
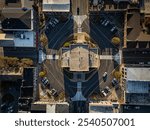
<box><xmin>101</xmin><ymin>86</ymin><xmax>111</xmax><ymax>97</ymax></box>
<box><xmin>103</xmin><ymin>72</ymin><xmax>107</xmax><ymax>78</ymax></box>
<box><xmin>101</xmin><ymin>19</ymin><xmax>107</xmax><ymax>25</ymax></box>
<box><xmin>49</xmin><ymin>21</ymin><xmax>55</xmax><ymax>27</ymax></box>
<box><xmin>103</xmin><ymin>72</ymin><xmax>108</xmax><ymax>81</ymax></box>
<box><xmin>104</xmin><ymin>20</ymin><xmax>110</xmax><ymax>26</ymax></box>
<box><xmin>54</xmin><ymin>18</ymin><xmax>59</xmax><ymax>23</ymax></box>
<box><xmin>110</xmin><ymin>26</ymin><xmax>116</xmax><ymax>32</ymax></box>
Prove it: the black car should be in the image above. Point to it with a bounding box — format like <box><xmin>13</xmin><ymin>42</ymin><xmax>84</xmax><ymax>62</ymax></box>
<box><xmin>112</xmin><ymin>78</ymin><xmax>118</xmax><ymax>87</ymax></box>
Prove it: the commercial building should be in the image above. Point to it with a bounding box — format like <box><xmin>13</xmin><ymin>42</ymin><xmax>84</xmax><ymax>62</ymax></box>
<box><xmin>0</xmin><ymin>0</ymin><xmax>35</xmax><ymax>47</ymax></box>
<box><xmin>42</xmin><ymin>0</ymin><xmax>70</xmax><ymax>12</ymax></box>
<box><xmin>31</xmin><ymin>102</ymin><xmax>69</xmax><ymax>113</ymax></box>
<box><xmin>61</xmin><ymin>44</ymin><xmax>100</xmax><ymax>72</ymax></box>
<box><xmin>89</xmin><ymin>101</ymin><xmax>119</xmax><ymax>113</ymax></box>
<box><xmin>121</xmin><ymin>67</ymin><xmax>150</xmax><ymax>104</ymax></box>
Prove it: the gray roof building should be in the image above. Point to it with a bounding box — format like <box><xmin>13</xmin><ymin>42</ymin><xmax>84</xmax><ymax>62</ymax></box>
<box><xmin>1</xmin><ymin>8</ymin><xmax>33</xmax><ymax>30</ymax></box>
<box><xmin>42</xmin><ymin>0</ymin><xmax>70</xmax><ymax>12</ymax></box>
<box><xmin>122</xmin><ymin>67</ymin><xmax>150</xmax><ymax>104</ymax></box>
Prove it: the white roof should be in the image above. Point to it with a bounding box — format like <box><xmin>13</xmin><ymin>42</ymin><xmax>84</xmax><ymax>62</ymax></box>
<box><xmin>14</xmin><ymin>32</ymin><xmax>35</xmax><ymax>47</ymax></box>
<box><xmin>43</xmin><ymin>0</ymin><xmax>70</xmax><ymax>12</ymax></box>
<box><xmin>43</xmin><ymin>0</ymin><xmax>70</xmax><ymax>4</ymax></box>
<box><xmin>127</xmin><ymin>67</ymin><xmax>150</xmax><ymax>81</ymax></box>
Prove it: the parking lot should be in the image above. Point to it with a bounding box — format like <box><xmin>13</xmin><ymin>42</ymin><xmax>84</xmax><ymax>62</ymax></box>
<box><xmin>44</xmin><ymin>14</ymin><xmax>75</xmax><ymax>50</ymax></box>
<box><xmin>82</xmin><ymin>12</ymin><xmax>124</xmax><ymax>49</ymax></box>
<box><xmin>40</xmin><ymin>11</ymin><xmax>124</xmax><ymax>102</ymax></box>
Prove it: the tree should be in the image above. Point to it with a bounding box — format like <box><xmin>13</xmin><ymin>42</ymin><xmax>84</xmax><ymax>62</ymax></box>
<box><xmin>111</xmin><ymin>37</ymin><xmax>121</xmax><ymax>45</ymax></box>
<box><xmin>5</xmin><ymin>57</ymin><xmax>19</xmax><ymax>67</ymax></box>
<box><xmin>40</xmin><ymin>33</ymin><xmax>48</xmax><ymax>47</ymax></box>
<box><xmin>113</xmin><ymin>71</ymin><xmax>122</xmax><ymax>80</ymax></box>
<box><xmin>20</xmin><ymin>58</ymin><xmax>33</xmax><ymax>67</ymax></box>
<box><xmin>63</xmin><ymin>42</ymin><xmax>70</xmax><ymax>47</ymax></box>
<box><xmin>39</xmin><ymin>71</ymin><xmax>46</xmax><ymax>77</ymax></box>
<box><xmin>0</xmin><ymin>57</ymin><xmax>5</xmax><ymax>69</ymax></box>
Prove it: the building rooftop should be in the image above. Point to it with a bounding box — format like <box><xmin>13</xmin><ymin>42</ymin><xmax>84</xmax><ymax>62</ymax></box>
<box><xmin>141</xmin><ymin>0</ymin><xmax>150</xmax><ymax>14</ymax></box>
<box><xmin>1</xmin><ymin>8</ymin><xmax>33</xmax><ymax>30</ymax></box>
<box><xmin>126</xmin><ymin>81</ymin><xmax>150</xmax><ymax>93</ymax></box>
<box><xmin>0</xmin><ymin>31</ymin><xmax>35</xmax><ymax>47</ymax></box>
<box><xmin>127</xmin><ymin>11</ymin><xmax>150</xmax><ymax>42</ymax></box>
<box><xmin>122</xmin><ymin>104</ymin><xmax>150</xmax><ymax>113</ymax></box>
<box><xmin>31</xmin><ymin>102</ymin><xmax>69</xmax><ymax>113</ymax></box>
<box><xmin>89</xmin><ymin>102</ymin><xmax>114</xmax><ymax>113</ymax></box>
<box><xmin>126</xmin><ymin>67</ymin><xmax>150</xmax><ymax>81</ymax></box>
<box><xmin>61</xmin><ymin>44</ymin><xmax>100</xmax><ymax>72</ymax></box>
<box><xmin>42</xmin><ymin>0</ymin><xmax>70</xmax><ymax>12</ymax></box>
<box><xmin>0</xmin><ymin>0</ymin><xmax>34</xmax><ymax>9</ymax></box>
<box><xmin>70</xmin><ymin>44</ymin><xmax>89</xmax><ymax>71</ymax></box>
<box><xmin>124</xmin><ymin>67</ymin><xmax>150</xmax><ymax>104</ymax></box>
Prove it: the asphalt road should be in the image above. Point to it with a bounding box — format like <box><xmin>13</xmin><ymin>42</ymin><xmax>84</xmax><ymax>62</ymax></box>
<box><xmin>71</xmin><ymin>0</ymin><xmax>89</xmax><ymax>15</ymax></box>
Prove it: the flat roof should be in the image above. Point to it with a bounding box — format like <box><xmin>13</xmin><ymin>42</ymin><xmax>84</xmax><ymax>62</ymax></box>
<box><xmin>126</xmin><ymin>81</ymin><xmax>150</xmax><ymax>93</ymax></box>
<box><xmin>43</xmin><ymin>0</ymin><xmax>70</xmax><ymax>12</ymax></box>
<box><xmin>144</xmin><ymin>0</ymin><xmax>150</xmax><ymax>14</ymax></box>
<box><xmin>0</xmin><ymin>0</ymin><xmax>34</xmax><ymax>8</ymax></box>
<box><xmin>127</xmin><ymin>67</ymin><xmax>150</xmax><ymax>81</ymax></box>
<box><xmin>14</xmin><ymin>31</ymin><xmax>35</xmax><ymax>47</ymax></box>
<box><xmin>0</xmin><ymin>32</ymin><xmax>35</xmax><ymax>47</ymax></box>
<box><xmin>70</xmin><ymin>44</ymin><xmax>89</xmax><ymax>71</ymax></box>
<box><xmin>122</xmin><ymin>104</ymin><xmax>150</xmax><ymax>113</ymax></box>
<box><xmin>89</xmin><ymin>102</ymin><xmax>113</xmax><ymax>113</ymax></box>
<box><xmin>61</xmin><ymin>44</ymin><xmax>100</xmax><ymax>71</ymax></box>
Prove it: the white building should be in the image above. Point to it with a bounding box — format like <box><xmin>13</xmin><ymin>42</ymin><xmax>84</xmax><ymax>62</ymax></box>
<box><xmin>42</xmin><ymin>0</ymin><xmax>70</xmax><ymax>12</ymax></box>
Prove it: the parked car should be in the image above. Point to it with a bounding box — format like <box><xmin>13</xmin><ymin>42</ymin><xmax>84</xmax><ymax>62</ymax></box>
<box><xmin>102</xmin><ymin>72</ymin><xmax>107</xmax><ymax>81</ymax></box>
<box><xmin>101</xmin><ymin>86</ymin><xmax>111</xmax><ymax>97</ymax></box>
<box><xmin>101</xmin><ymin>19</ymin><xmax>107</xmax><ymax>25</ymax></box>
<box><xmin>41</xmin><ymin>77</ymin><xmax>50</xmax><ymax>88</ymax></box>
<box><xmin>47</xmin><ymin>89</ymin><xmax>58</xmax><ymax>97</ymax></box>
<box><xmin>104</xmin><ymin>20</ymin><xmax>110</xmax><ymax>26</ymax></box>
<box><xmin>51</xmin><ymin>89</ymin><xmax>58</xmax><ymax>97</ymax></box>
<box><xmin>112</xmin><ymin>78</ymin><xmax>118</xmax><ymax>87</ymax></box>
<box><xmin>54</xmin><ymin>18</ymin><xmax>59</xmax><ymax>23</ymax></box>
<box><xmin>49</xmin><ymin>21</ymin><xmax>55</xmax><ymax>27</ymax></box>
<box><xmin>110</xmin><ymin>26</ymin><xmax>116</xmax><ymax>32</ymax></box>
<box><xmin>1</xmin><ymin>103</ymin><xmax>7</xmax><ymax>111</ymax></box>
